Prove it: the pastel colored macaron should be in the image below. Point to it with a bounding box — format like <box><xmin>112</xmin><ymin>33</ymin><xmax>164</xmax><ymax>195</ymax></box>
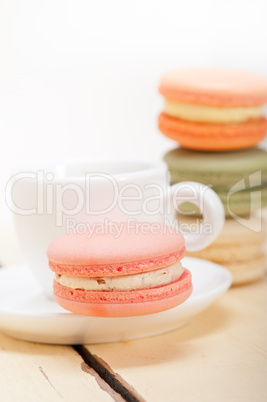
<box><xmin>178</xmin><ymin>214</ymin><xmax>266</xmax><ymax>285</ymax></box>
<box><xmin>158</xmin><ymin>68</ymin><xmax>267</xmax><ymax>151</ymax></box>
<box><xmin>163</xmin><ymin>147</ymin><xmax>267</xmax><ymax>216</ymax></box>
<box><xmin>47</xmin><ymin>222</ymin><xmax>192</xmax><ymax>317</ymax></box>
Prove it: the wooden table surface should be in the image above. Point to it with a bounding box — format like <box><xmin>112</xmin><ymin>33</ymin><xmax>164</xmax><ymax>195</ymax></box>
<box><xmin>1</xmin><ymin>274</ymin><xmax>266</xmax><ymax>402</ymax></box>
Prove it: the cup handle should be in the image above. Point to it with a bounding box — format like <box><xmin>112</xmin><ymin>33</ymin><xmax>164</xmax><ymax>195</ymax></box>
<box><xmin>171</xmin><ymin>181</ymin><xmax>225</xmax><ymax>252</ymax></box>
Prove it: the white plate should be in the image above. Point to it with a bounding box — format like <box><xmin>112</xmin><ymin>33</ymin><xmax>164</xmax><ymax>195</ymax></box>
<box><xmin>0</xmin><ymin>257</ymin><xmax>232</xmax><ymax>345</ymax></box>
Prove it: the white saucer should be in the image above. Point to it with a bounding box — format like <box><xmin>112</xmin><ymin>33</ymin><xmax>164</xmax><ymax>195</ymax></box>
<box><xmin>0</xmin><ymin>257</ymin><xmax>232</xmax><ymax>345</ymax></box>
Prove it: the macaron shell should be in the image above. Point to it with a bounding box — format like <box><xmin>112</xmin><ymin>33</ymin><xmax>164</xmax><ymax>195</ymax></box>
<box><xmin>187</xmin><ymin>241</ymin><xmax>263</xmax><ymax>263</ymax></box>
<box><xmin>54</xmin><ymin>289</ymin><xmax>192</xmax><ymax>317</ymax></box>
<box><xmin>224</xmin><ymin>254</ymin><xmax>266</xmax><ymax>285</ymax></box>
<box><xmin>53</xmin><ymin>269</ymin><xmax>192</xmax><ymax>317</ymax></box>
<box><xmin>159</xmin><ymin>68</ymin><xmax>267</xmax><ymax>106</ymax></box>
<box><xmin>181</xmin><ymin>214</ymin><xmax>266</xmax><ymax>252</ymax></box>
<box><xmin>159</xmin><ymin>112</ymin><xmax>267</xmax><ymax>151</ymax></box>
<box><xmin>49</xmin><ymin>247</ymin><xmax>186</xmax><ymax>277</ymax></box>
<box><xmin>181</xmin><ymin>215</ymin><xmax>266</xmax><ymax>285</ymax></box>
<box><xmin>164</xmin><ymin>147</ymin><xmax>267</xmax><ymax>216</ymax></box>
<box><xmin>217</xmin><ymin>188</ymin><xmax>267</xmax><ymax>217</ymax></box>
<box><xmin>164</xmin><ymin>147</ymin><xmax>267</xmax><ymax>187</ymax></box>
<box><xmin>47</xmin><ymin>222</ymin><xmax>185</xmax><ymax>277</ymax></box>
<box><xmin>173</xmin><ymin>187</ymin><xmax>267</xmax><ymax>218</ymax></box>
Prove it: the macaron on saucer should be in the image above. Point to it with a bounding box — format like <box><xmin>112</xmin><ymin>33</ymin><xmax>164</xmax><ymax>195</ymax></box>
<box><xmin>158</xmin><ymin>68</ymin><xmax>267</xmax><ymax>151</ymax></box>
<box><xmin>163</xmin><ymin>147</ymin><xmax>267</xmax><ymax>216</ymax></box>
<box><xmin>0</xmin><ymin>257</ymin><xmax>232</xmax><ymax>344</ymax></box>
<box><xmin>47</xmin><ymin>222</ymin><xmax>193</xmax><ymax>317</ymax></box>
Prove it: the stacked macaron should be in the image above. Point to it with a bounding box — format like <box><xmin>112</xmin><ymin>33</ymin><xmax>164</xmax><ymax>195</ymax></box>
<box><xmin>176</xmin><ymin>214</ymin><xmax>266</xmax><ymax>285</ymax></box>
<box><xmin>159</xmin><ymin>68</ymin><xmax>267</xmax><ymax>151</ymax></box>
<box><xmin>163</xmin><ymin>147</ymin><xmax>267</xmax><ymax>217</ymax></box>
<box><xmin>159</xmin><ymin>68</ymin><xmax>267</xmax><ymax>284</ymax></box>
<box><xmin>47</xmin><ymin>222</ymin><xmax>192</xmax><ymax>316</ymax></box>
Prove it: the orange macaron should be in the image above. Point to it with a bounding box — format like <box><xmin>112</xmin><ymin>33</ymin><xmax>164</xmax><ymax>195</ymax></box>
<box><xmin>47</xmin><ymin>222</ymin><xmax>192</xmax><ymax>317</ymax></box>
<box><xmin>158</xmin><ymin>68</ymin><xmax>267</xmax><ymax>151</ymax></box>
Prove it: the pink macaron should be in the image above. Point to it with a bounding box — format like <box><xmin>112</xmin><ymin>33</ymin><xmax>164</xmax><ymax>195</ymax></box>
<box><xmin>47</xmin><ymin>222</ymin><xmax>192</xmax><ymax>317</ymax></box>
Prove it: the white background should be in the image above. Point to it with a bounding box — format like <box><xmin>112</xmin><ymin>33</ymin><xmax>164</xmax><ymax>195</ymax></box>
<box><xmin>0</xmin><ymin>0</ymin><xmax>267</xmax><ymax>263</ymax></box>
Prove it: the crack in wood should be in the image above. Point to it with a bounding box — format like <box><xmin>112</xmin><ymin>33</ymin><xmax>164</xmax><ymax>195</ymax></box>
<box><xmin>81</xmin><ymin>361</ymin><xmax>125</xmax><ymax>402</ymax></box>
<box><xmin>39</xmin><ymin>366</ymin><xmax>63</xmax><ymax>399</ymax></box>
<box><xmin>73</xmin><ymin>345</ymin><xmax>146</xmax><ymax>402</ymax></box>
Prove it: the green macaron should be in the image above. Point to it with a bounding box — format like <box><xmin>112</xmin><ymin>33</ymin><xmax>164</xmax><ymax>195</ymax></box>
<box><xmin>163</xmin><ymin>147</ymin><xmax>267</xmax><ymax>216</ymax></box>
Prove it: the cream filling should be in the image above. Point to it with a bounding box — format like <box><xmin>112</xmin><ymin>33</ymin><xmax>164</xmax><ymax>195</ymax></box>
<box><xmin>164</xmin><ymin>99</ymin><xmax>263</xmax><ymax>123</ymax></box>
<box><xmin>55</xmin><ymin>262</ymin><xmax>184</xmax><ymax>291</ymax></box>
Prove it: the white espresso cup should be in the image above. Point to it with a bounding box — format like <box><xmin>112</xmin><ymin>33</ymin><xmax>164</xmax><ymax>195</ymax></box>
<box><xmin>6</xmin><ymin>158</ymin><xmax>224</xmax><ymax>297</ymax></box>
